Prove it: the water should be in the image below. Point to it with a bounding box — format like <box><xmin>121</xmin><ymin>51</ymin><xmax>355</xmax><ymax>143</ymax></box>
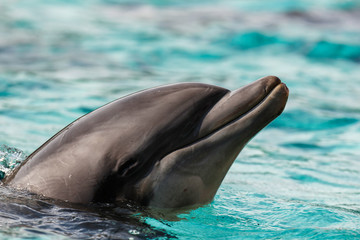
<box><xmin>1</xmin><ymin>0</ymin><xmax>360</xmax><ymax>239</ymax></box>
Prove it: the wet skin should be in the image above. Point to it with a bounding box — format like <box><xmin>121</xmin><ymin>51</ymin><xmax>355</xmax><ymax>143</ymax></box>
<box><xmin>3</xmin><ymin>76</ymin><xmax>289</xmax><ymax>209</ymax></box>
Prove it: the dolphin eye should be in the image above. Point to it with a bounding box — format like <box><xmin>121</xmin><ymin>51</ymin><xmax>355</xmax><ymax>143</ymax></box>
<box><xmin>117</xmin><ymin>157</ymin><xmax>139</xmax><ymax>178</ymax></box>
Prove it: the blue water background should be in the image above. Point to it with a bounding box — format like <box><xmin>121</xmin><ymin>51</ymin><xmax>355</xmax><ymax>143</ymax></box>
<box><xmin>1</xmin><ymin>0</ymin><xmax>360</xmax><ymax>239</ymax></box>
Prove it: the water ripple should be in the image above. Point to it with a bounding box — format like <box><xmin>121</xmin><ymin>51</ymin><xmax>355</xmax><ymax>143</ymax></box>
<box><xmin>1</xmin><ymin>0</ymin><xmax>360</xmax><ymax>239</ymax></box>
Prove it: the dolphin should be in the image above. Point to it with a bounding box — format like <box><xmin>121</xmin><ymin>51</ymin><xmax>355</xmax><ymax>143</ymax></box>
<box><xmin>3</xmin><ymin>76</ymin><xmax>288</xmax><ymax>209</ymax></box>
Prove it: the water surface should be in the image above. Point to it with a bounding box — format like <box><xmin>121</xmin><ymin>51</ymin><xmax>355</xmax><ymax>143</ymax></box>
<box><xmin>1</xmin><ymin>0</ymin><xmax>360</xmax><ymax>239</ymax></box>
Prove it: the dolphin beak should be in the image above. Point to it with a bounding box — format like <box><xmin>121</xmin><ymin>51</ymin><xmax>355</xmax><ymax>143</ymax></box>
<box><xmin>199</xmin><ymin>76</ymin><xmax>288</xmax><ymax>138</ymax></box>
<box><xmin>191</xmin><ymin>75</ymin><xmax>289</xmax><ymax>174</ymax></box>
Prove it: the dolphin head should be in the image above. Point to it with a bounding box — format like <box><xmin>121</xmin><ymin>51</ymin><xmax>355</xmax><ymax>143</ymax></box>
<box><xmin>112</xmin><ymin>76</ymin><xmax>288</xmax><ymax>208</ymax></box>
<box><xmin>131</xmin><ymin>76</ymin><xmax>288</xmax><ymax>208</ymax></box>
<box><xmin>5</xmin><ymin>76</ymin><xmax>288</xmax><ymax>209</ymax></box>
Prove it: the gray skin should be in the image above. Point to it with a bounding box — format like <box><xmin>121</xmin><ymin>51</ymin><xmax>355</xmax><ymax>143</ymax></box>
<box><xmin>3</xmin><ymin>76</ymin><xmax>288</xmax><ymax>209</ymax></box>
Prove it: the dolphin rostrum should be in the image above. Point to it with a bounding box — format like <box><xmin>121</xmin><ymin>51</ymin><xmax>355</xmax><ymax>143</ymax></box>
<box><xmin>3</xmin><ymin>76</ymin><xmax>289</xmax><ymax>209</ymax></box>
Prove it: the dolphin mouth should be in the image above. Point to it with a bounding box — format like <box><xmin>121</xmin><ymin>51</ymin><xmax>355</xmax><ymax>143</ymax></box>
<box><xmin>197</xmin><ymin>76</ymin><xmax>289</xmax><ymax>141</ymax></box>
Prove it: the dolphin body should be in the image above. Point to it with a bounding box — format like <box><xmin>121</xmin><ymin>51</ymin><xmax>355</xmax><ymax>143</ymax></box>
<box><xmin>3</xmin><ymin>76</ymin><xmax>288</xmax><ymax>209</ymax></box>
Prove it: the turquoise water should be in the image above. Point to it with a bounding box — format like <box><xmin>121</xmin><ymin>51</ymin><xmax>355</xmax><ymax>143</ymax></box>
<box><xmin>1</xmin><ymin>0</ymin><xmax>360</xmax><ymax>239</ymax></box>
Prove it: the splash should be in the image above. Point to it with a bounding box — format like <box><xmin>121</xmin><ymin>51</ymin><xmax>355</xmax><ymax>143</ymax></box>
<box><xmin>0</xmin><ymin>145</ymin><xmax>27</xmax><ymax>180</ymax></box>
